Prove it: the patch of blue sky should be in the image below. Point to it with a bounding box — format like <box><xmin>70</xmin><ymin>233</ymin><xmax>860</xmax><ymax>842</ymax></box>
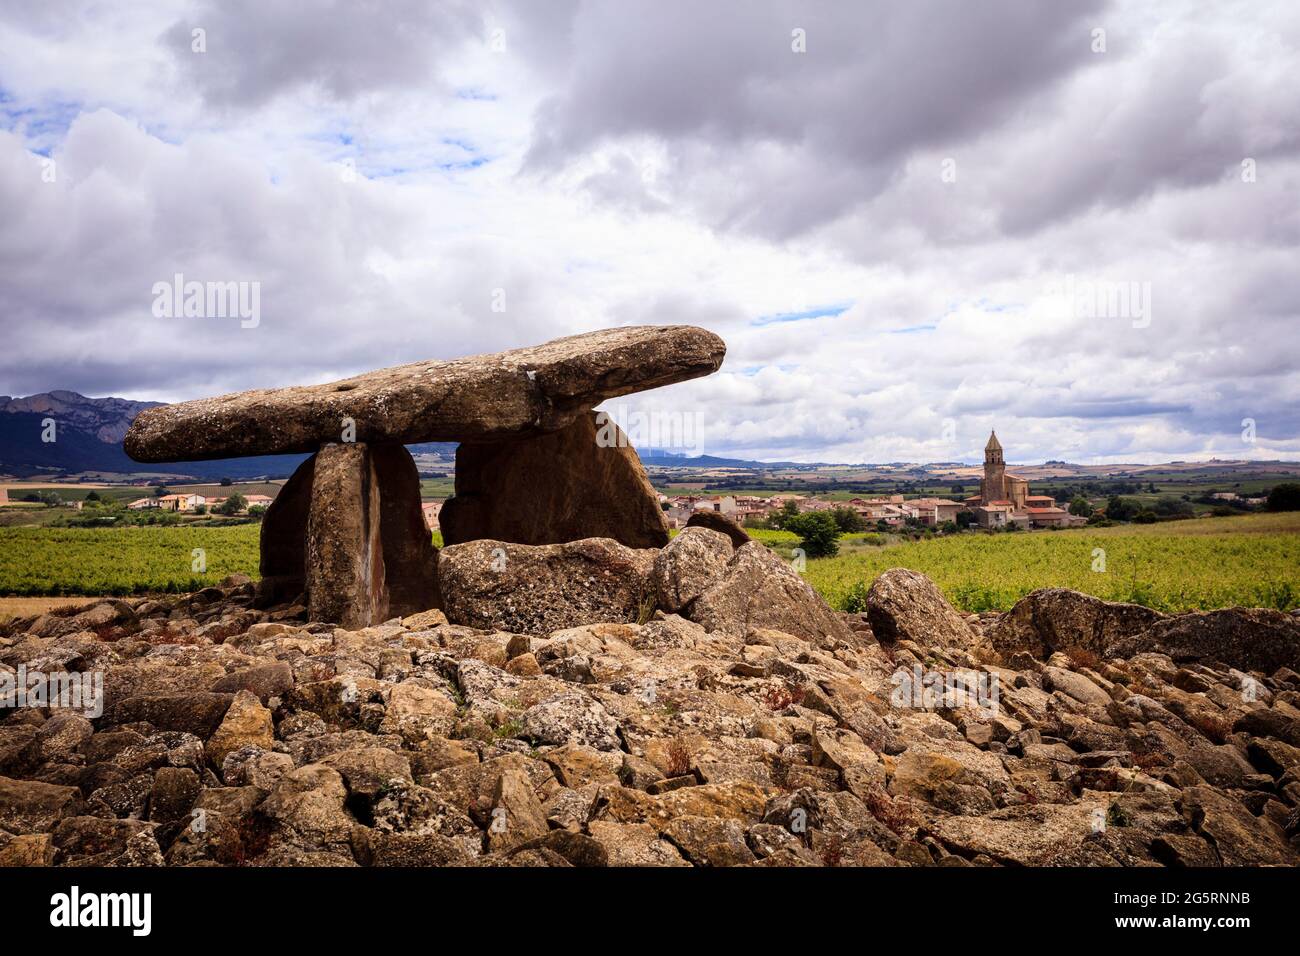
<box><xmin>751</xmin><ymin>301</ymin><xmax>852</xmax><ymax>327</ymax></box>
<box><xmin>4</xmin><ymin>99</ymin><xmax>82</xmax><ymax>147</ymax></box>
<box><xmin>973</xmin><ymin>296</ymin><xmax>1023</xmax><ymax>313</ymax></box>
<box><xmin>435</xmin><ymin>155</ymin><xmax>488</xmax><ymax>171</ymax></box>
<box><xmin>887</xmin><ymin>324</ymin><xmax>937</xmax><ymax>334</ymax></box>
<box><xmin>455</xmin><ymin>87</ymin><xmax>497</xmax><ymax>101</ymax></box>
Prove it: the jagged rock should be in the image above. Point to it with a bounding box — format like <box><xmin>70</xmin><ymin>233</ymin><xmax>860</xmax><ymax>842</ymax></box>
<box><xmin>930</xmin><ymin>796</ymin><xmax>1111</xmax><ymax>865</ymax></box>
<box><xmin>1041</xmin><ymin>666</ymin><xmax>1111</xmax><ymax>707</ymax></box>
<box><xmin>488</xmin><ymin>764</ymin><xmax>549</xmax><ymax>853</ymax></box>
<box><xmin>221</xmin><ymin>747</ymin><xmax>294</xmax><ymax>790</ymax></box>
<box><xmin>259</xmin><ymin>764</ymin><xmax>357</xmax><ymax>850</ymax></box>
<box><xmin>148</xmin><ymin>767</ymin><xmax>201</xmax><ymax>824</ymax></box>
<box><xmin>0</xmin><ymin>776</ymin><xmax>81</xmax><ymax>834</ymax></box>
<box><xmin>105</xmin><ymin>693</ymin><xmax>233</xmax><ymax>738</ymax></box>
<box><xmin>688</xmin><ymin>542</ymin><xmax>853</xmax><ymax>645</ymax></box>
<box><xmin>212</xmin><ymin>662</ymin><xmax>294</xmax><ymax>702</ymax></box>
<box><xmin>1181</xmin><ymin>786</ymin><xmax>1297</xmax><ymax>865</ymax></box>
<box><xmin>661</xmin><ymin>815</ymin><xmax>755</xmax><ymax>866</ymax></box>
<box><xmin>319</xmin><ymin>747</ymin><xmax>413</xmax><ymax>799</ymax></box>
<box><xmin>991</xmin><ymin>588</ymin><xmax>1166</xmax><ymax>659</ymax></box>
<box><xmin>651</xmin><ymin>527</ymin><xmax>734</xmax><ymax>614</ymax></box>
<box><xmin>0</xmin><ymin>831</ymin><xmax>55</xmax><ymax>866</ymax></box>
<box><xmin>439</xmin><ymin>538</ymin><xmax>656</xmax><ymax>633</ymax></box>
<box><xmin>26</xmin><ymin>713</ymin><xmax>93</xmax><ymax>764</ymax></box>
<box><xmin>865</xmin><ymin>568</ymin><xmax>974</xmax><ymax>649</ymax></box>
<box><xmin>5</xmin><ymin>561</ymin><xmax>1300</xmax><ymax>870</ymax></box>
<box><xmin>442</xmin><ymin>412</ymin><xmax>669</xmax><ymax>549</ymax></box>
<box><xmin>207</xmin><ymin>690</ymin><xmax>275</xmax><ymax>769</ymax></box>
<box><xmin>521</xmin><ymin>692</ymin><xmax>621</xmax><ymax>751</ymax></box>
<box><xmin>1106</xmin><ymin>608</ymin><xmax>1300</xmax><ymax>673</ymax></box>
<box><xmin>588</xmin><ymin>820</ymin><xmax>689</xmax><ymax>866</ymax></box>
<box><xmin>51</xmin><ymin>817</ymin><xmax>162</xmax><ymax>866</ymax></box>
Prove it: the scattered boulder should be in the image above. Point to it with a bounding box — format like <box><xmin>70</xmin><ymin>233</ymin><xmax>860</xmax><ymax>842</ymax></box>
<box><xmin>3</xmin><ymin>534</ymin><xmax>1298</xmax><ymax>870</ymax></box>
<box><xmin>991</xmin><ymin>588</ymin><xmax>1165</xmax><ymax>660</ymax></box>
<box><xmin>651</xmin><ymin>527</ymin><xmax>733</xmax><ymax>614</ymax></box>
<box><xmin>521</xmin><ymin>692</ymin><xmax>621</xmax><ymax>751</ymax></box>
<box><xmin>439</xmin><ymin>538</ymin><xmax>656</xmax><ymax>633</ymax></box>
<box><xmin>105</xmin><ymin>693</ymin><xmax>233</xmax><ymax>738</ymax></box>
<box><xmin>1106</xmin><ymin>608</ymin><xmax>1300</xmax><ymax>673</ymax></box>
<box><xmin>865</xmin><ymin>568</ymin><xmax>974</xmax><ymax>649</ymax></box>
<box><xmin>0</xmin><ymin>776</ymin><xmax>81</xmax><ymax>835</ymax></box>
<box><xmin>688</xmin><ymin>542</ymin><xmax>853</xmax><ymax>645</ymax></box>
<box><xmin>206</xmin><ymin>690</ymin><xmax>275</xmax><ymax>769</ymax></box>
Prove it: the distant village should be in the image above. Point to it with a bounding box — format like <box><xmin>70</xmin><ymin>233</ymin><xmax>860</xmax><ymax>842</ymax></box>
<box><xmin>656</xmin><ymin>432</ymin><xmax>1088</xmax><ymax>531</ymax></box>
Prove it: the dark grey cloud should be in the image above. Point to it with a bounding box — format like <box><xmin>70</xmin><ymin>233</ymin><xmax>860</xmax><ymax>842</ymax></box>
<box><xmin>164</xmin><ymin>0</ymin><xmax>484</xmax><ymax>107</ymax></box>
<box><xmin>525</xmin><ymin>0</ymin><xmax>1108</xmax><ymax>238</ymax></box>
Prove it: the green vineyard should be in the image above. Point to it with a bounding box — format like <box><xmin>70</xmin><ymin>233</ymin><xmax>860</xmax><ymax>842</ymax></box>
<box><xmin>805</xmin><ymin>513</ymin><xmax>1300</xmax><ymax>613</ymax></box>
<box><xmin>0</xmin><ymin>514</ymin><xmax>1296</xmax><ymax>613</ymax></box>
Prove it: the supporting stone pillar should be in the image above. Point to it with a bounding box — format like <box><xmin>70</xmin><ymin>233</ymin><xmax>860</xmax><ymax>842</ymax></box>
<box><xmin>307</xmin><ymin>443</ymin><xmax>387</xmax><ymax>628</ymax></box>
<box><xmin>256</xmin><ymin>442</ymin><xmax>439</xmax><ymax>627</ymax></box>
<box><xmin>440</xmin><ymin>411</ymin><xmax>671</xmax><ymax>549</ymax></box>
<box><xmin>254</xmin><ymin>454</ymin><xmax>315</xmax><ymax>608</ymax></box>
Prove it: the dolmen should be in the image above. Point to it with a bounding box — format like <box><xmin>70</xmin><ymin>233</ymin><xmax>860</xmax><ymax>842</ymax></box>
<box><xmin>124</xmin><ymin>326</ymin><xmax>726</xmax><ymax>628</ymax></box>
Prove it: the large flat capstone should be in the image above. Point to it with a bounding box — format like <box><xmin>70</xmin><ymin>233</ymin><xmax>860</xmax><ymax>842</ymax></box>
<box><xmin>124</xmin><ymin>325</ymin><xmax>725</xmax><ymax>461</ymax></box>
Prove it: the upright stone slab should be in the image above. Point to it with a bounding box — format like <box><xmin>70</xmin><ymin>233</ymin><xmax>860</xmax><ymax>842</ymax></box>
<box><xmin>440</xmin><ymin>412</ymin><xmax>670</xmax><ymax>549</ymax></box>
<box><xmin>306</xmin><ymin>443</ymin><xmax>387</xmax><ymax>628</ymax></box>
<box><xmin>255</xmin><ymin>455</ymin><xmax>315</xmax><ymax>608</ymax></box>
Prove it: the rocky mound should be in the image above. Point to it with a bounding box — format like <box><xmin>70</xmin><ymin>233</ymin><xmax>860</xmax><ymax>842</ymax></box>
<box><xmin>1</xmin><ymin>559</ymin><xmax>1297</xmax><ymax>868</ymax></box>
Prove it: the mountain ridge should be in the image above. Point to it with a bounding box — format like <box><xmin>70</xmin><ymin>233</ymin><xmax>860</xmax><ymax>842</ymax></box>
<box><xmin>0</xmin><ymin>391</ymin><xmax>456</xmax><ymax>480</ymax></box>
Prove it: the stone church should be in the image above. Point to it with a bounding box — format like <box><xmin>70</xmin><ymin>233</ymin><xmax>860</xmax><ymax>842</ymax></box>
<box><xmin>964</xmin><ymin>431</ymin><xmax>1078</xmax><ymax>528</ymax></box>
<box><xmin>978</xmin><ymin>431</ymin><xmax>1029</xmax><ymax>507</ymax></box>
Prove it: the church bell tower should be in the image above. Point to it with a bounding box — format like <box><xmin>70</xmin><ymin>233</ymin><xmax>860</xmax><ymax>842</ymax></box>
<box><xmin>981</xmin><ymin>431</ymin><xmax>1004</xmax><ymax>503</ymax></box>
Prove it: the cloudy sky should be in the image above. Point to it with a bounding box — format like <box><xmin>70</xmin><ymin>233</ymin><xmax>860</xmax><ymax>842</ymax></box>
<box><xmin>2</xmin><ymin>0</ymin><xmax>1298</xmax><ymax>465</ymax></box>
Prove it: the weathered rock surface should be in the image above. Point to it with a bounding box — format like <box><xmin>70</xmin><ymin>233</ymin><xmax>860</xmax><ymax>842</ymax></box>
<box><xmin>991</xmin><ymin>588</ymin><xmax>1165</xmax><ymax>659</ymax></box>
<box><xmin>124</xmin><ymin>326</ymin><xmax>726</xmax><ymax>461</ymax></box>
<box><xmin>1106</xmin><ymin>608</ymin><xmax>1300</xmax><ymax>673</ymax></box>
<box><xmin>651</xmin><ymin>527</ymin><xmax>734</xmax><ymax>614</ymax></box>
<box><xmin>438</xmin><ymin>538</ymin><xmax>656</xmax><ymax>633</ymax></box>
<box><xmin>306</xmin><ymin>443</ymin><xmax>387</xmax><ymax>628</ymax></box>
<box><xmin>441</xmin><ymin>412</ymin><xmax>669</xmax><ymax>549</ymax></box>
<box><xmin>687</xmin><ymin>541</ymin><xmax>854</xmax><ymax>646</ymax></box>
<box><xmin>866</xmin><ymin>568</ymin><xmax>975</xmax><ymax>649</ymax></box>
<box><xmin>3</xmin><ymin>571</ymin><xmax>1298</xmax><ymax>869</ymax></box>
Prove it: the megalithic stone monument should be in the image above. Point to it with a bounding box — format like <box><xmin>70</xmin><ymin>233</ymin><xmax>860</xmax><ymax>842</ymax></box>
<box><xmin>124</xmin><ymin>326</ymin><xmax>726</xmax><ymax>628</ymax></box>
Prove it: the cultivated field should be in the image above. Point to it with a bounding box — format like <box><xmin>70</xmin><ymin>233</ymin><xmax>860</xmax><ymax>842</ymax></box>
<box><xmin>801</xmin><ymin>512</ymin><xmax>1300</xmax><ymax>613</ymax></box>
<box><xmin>0</xmin><ymin>514</ymin><xmax>1294</xmax><ymax>616</ymax></box>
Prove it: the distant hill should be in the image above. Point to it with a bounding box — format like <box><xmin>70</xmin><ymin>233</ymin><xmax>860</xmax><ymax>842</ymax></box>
<box><xmin>0</xmin><ymin>391</ymin><xmax>455</xmax><ymax>480</ymax></box>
